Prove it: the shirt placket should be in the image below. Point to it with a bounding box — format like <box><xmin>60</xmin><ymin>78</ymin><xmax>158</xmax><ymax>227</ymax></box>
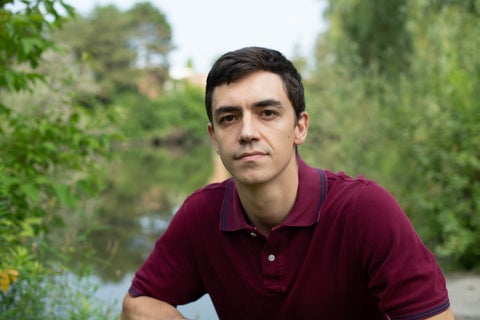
<box><xmin>261</xmin><ymin>229</ymin><xmax>286</xmax><ymax>292</ymax></box>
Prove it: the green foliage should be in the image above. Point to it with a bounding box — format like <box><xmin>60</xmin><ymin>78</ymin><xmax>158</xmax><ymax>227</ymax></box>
<box><xmin>308</xmin><ymin>0</ymin><xmax>480</xmax><ymax>270</ymax></box>
<box><xmin>1</xmin><ymin>103</ymin><xmax>108</xmax><ymax>234</ymax></box>
<box><xmin>55</xmin><ymin>4</ymin><xmax>137</xmax><ymax>101</ymax></box>
<box><xmin>115</xmin><ymin>80</ymin><xmax>207</xmax><ymax>142</ymax></box>
<box><xmin>127</xmin><ymin>1</ymin><xmax>173</xmax><ymax>68</ymax></box>
<box><xmin>155</xmin><ymin>81</ymin><xmax>208</xmax><ymax>139</ymax></box>
<box><xmin>54</xmin><ymin>1</ymin><xmax>173</xmax><ymax>103</ymax></box>
<box><xmin>0</xmin><ymin>1</ymin><xmax>117</xmax><ymax>318</ymax></box>
<box><xmin>0</xmin><ymin>247</ymin><xmax>118</xmax><ymax>319</ymax></box>
<box><xmin>326</xmin><ymin>0</ymin><xmax>411</xmax><ymax>74</ymax></box>
<box><xmin>390</xmin><ymin>4</ymin><xmax>480</xmax><ymax>269</ymax></box>
<box><xmin>0</xmin><ymin>0</ymin><xmax>74</xmax><ymax>91</ymax></box>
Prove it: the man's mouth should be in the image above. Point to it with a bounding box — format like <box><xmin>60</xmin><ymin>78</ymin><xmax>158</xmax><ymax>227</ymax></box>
<box><xmin>236</xmin><ymin>151</ymin><xmax>266</xmax><ymax>160</ymax></box>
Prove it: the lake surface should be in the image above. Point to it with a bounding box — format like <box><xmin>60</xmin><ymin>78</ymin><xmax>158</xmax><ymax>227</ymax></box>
<box><xmin>83</xmin><ymin>146</ymin><xmax>222</xmax><ymax>319</ymax></box>
<box><xmin>95</xmin><ymin>272</ymin><xmax>218</xmax><ymax>319</ymax></box>
<box><xmin>91</xmin><ymin>210</ymin><xmax>219</xmax><ymax>319</ymax></box>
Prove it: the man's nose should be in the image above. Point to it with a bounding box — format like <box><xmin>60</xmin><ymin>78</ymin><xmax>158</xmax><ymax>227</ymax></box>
<box><xmin>238</xmin><ymin>114</ymin><xmax>259</xmax><ymax>143</ymax></box>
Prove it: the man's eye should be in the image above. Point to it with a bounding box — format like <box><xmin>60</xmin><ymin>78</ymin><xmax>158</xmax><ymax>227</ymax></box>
<box><xmin>220</xmin><ymin>115</ymin><xmax>236</xmax><ymax>123</ymax></box>
<box><xmin>262</xmin><ymin>110</ymin><xmax>277</xmax><ymax>117</ymax></box>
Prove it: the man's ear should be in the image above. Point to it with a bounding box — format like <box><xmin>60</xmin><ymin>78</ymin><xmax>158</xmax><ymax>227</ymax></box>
<box><xmin>294</xmin><ymin>111</ymin><xmax>309</xmax><ymax>145</ymax></box>
<box><xmin>207</xmin><ymin>123</ymin><xmax>220</xmax><ymax>154</ymax></box>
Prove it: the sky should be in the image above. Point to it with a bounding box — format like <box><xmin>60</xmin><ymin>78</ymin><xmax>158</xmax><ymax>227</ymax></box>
<box><xmin>66</xmin><ymin>0</ymin><xmax>327</xmax><ymax>73</ymax></box>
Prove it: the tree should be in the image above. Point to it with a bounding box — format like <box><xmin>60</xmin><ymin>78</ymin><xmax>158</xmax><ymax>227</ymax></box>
<box><xmin>390</xmin><ymin>2</ymin><xmax>480</xmax><ymax>269</ymax></box>
<box><xmin>326</xmin><ymin>0</ymin><xmax>411</xmax><ymax>75</ymax></box>
<box><xmin>127</xmin><ymin>2</ymin><xmax>172</xmax><ymax>69</ymax></box>
<box><xmin>306</xmin><ymin>0</ymin><xmax>480</xmax><ymax>270</ymax></box>
<box><xmin>0</xmin><ymin>1</ymin><xmax>115</xmax><ymax>317</ymax></box>
<box><xmin>54</xmin><ymin>4</ymin><xmax>137</xmax><ymax>102</ymax></box>
<box><xmin>0</xmin><ymin>0</ymin><xmax>74</xmax><ymax>91</ymax></box>
<box><xmin>54</xmin><ymin>1</ymin><xmax>174</xmax><ymax>103</ymax></box>
<box><xmin>128</xmin><ymin>2</ymin><xmax>173</xmax><ymax>98</ymax></box>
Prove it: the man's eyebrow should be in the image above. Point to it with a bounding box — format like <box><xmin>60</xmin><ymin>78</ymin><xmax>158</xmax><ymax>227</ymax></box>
<box><xmin>213</xmin><ymin>99</ymin><xmax>284</xmax><ymax>119</ymax></box>
<box><xmin>252</xmin><ymin>99</ymin><xmax>282</xmax><ymax>108</ymax></box>
<box><xmin>214</xmin><ymin>106</ymin><xmax>240</xmax><ymax>118</ymax></box>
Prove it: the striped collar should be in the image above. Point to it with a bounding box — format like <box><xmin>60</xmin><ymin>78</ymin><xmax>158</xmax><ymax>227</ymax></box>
<box><xmin>219</xmin><ymin>157</ymin><xmax>327</xmax><ymax>231</ymax></box>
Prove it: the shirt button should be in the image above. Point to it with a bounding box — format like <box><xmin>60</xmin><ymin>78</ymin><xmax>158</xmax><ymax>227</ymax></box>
<box><xmin>268</xmin><ymin>254</ymin><xmax>276</xmax><ymax>262</ymax></box>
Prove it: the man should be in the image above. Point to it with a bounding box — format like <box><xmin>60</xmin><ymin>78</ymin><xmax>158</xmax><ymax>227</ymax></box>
<box><xmin>121</xmin><ymin>47</ymin><xmax>454</xmax><ymax>319</ymax></box>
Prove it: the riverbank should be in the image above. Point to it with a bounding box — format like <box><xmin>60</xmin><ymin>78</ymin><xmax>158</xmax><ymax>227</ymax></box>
<box><xmin>447</xmin><ymin>273</ymin><xmax>480</xmax><ymax>319</ymax></box>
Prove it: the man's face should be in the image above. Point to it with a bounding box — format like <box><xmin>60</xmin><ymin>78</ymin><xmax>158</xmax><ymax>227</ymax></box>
<box><xmin>208</xmin><ymin>71</ymin><xmax>308</xmax><ymax>186</ymax></box>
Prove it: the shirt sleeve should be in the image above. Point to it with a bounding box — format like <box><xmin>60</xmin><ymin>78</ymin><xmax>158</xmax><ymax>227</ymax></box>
<box><xmin>129</xmin><ymin>200</ymin><xmax>206</xmax><ymax>306</ymax></box>
<box><xmin>352</xmin><ymin>182</ymin><xmax>450</xmax><ymax>319</ymax></box>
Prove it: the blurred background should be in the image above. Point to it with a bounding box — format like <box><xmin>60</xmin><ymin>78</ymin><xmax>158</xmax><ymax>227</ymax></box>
<box><xmin>1</xmin><ymin>0</ymin><xmax>479</xmax><ymax>319</ymax></box>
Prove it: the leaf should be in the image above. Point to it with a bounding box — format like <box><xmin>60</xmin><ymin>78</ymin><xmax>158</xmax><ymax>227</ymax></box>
<box><xmin>53</xmin><ymin>184</ymin><xmax>77</xmax><ymax>206</ymax></box>
<box><xmin>18</xmin><ymin>183</ymin><xmax>39</xmax><ymax>203</ymax></box>
<box><xmin>20</xmin><ymin>37</ymin><xmax>44</xmax><ymax>55</ymax></box>
<box><xmin>0</xmin><ymin>269</ymin><xmax>19</xmax><ymax>294</ymax></box>
<box><xmin>18</xmin><ymin>217</ymin><xmax>42</xmax><ymax>238</ymax></box>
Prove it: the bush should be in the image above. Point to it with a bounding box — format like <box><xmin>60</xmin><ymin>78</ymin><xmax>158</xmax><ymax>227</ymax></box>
<box><xmin>0</xmin><ymin>1</ymin><xmax>118</xmax><ymax>317</ymax></box>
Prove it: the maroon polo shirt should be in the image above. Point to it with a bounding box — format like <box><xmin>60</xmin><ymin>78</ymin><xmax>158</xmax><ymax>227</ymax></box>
<box><xmin>130</xmin><ymin>158</ymin><xmax>450</xmax><ymax>319</ymax></box>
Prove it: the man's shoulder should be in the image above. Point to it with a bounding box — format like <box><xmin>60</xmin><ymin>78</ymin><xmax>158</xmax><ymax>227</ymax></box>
<box><xmin>170</xmin><ymin>179</ymin><xmax>233</xmax><ymax>229</ymax></box>
<box><xmin>300</xmin><ymin>159</ymin><xmax>382</xmax><ymax>201</ymax></box>
<box><xmin>322</xmin><ymin>169</ymin><xmax>376</xmax><ymax>190</ymax></box>
<box><xmin>183</xmin><ymin>178</ymin><xmax>233</xmax><ymax>207</ymax></box>
<box><xmin>316</xmin><ymin>168</ymin><xmax>395</xmax><ymax>208</ymax></box>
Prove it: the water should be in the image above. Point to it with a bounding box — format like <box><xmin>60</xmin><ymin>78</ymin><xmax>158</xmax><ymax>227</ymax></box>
<box><xmin>83</xmin><ymin>146</ymin><xmax>221</xmax><ymax>319</ymax></box>
<box><xmin>89</xmin><ymin>207</ymin><xmax>219</xmax><ymax>319</ymax></box>
<box><xmin>95</xmin><ymin>273</ymin><xmax>218</xmax><ymax>319</ymax></box>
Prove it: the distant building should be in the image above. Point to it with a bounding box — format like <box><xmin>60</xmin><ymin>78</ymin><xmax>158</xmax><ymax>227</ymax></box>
<box><xmin>167</xmin><ymin>67</ymin><xmax>207</xmax><ymax>89</ymax></box>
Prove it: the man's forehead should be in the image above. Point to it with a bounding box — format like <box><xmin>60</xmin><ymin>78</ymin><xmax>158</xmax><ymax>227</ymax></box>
<box><xmin>211</xmin><ymin>72</ymin><xmax>286</xmax><ymax>105</ymax></box>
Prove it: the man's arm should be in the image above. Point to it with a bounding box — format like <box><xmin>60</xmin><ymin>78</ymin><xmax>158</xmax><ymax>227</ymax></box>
<box><xmin>120</xmin><ymin>294</ymin><xmax>187</xmax><ymax>320</ymax></box>
<box><xmin>425</xmin><ymin>307</ymin><xmax>455</xmax><ymax>320</ymax></box>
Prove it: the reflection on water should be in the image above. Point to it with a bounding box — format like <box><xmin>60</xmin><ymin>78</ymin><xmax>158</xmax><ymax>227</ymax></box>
<box><xmin>83</xmin><ymin>145</ymin><xmax>220</xmax><ymax>318</ymax></box>
<box><xmin>95</xmin><ymin>271</ymin><xmax>218</xmax><ymax>319</ymax></box>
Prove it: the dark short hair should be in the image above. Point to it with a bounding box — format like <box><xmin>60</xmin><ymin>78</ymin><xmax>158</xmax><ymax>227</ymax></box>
<box><xmin>205</xmin><ymin>47</ymin><xmax>305</xmax><ymax>126</ymax></box>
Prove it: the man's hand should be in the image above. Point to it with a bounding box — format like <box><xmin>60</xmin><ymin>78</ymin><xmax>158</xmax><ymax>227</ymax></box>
<box><xmin>121</xmin><ymin>294</ymin><xmax>187</xmax><ymax>320</ymax></box>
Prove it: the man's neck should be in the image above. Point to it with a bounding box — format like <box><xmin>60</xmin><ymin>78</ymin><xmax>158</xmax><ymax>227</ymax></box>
<box><xmin>235</xmin><ymin>163</ymin><xmax>299</xmax><ymax>237</ymax></box>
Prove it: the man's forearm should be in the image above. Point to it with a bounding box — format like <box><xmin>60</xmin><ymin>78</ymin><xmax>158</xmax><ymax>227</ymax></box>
<box><xmin>121</xmin><ymin>294</ymin><xmax>187</xmax><ymax>320</ymax></box>
<box><xmin>425</xmin><ymin>307</ymin><xmax>455</xmax><ymax>320</ymax></box>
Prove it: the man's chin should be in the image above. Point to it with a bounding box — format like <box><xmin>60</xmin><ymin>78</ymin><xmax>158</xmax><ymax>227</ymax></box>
<box><xmin>233</xmin><ymin>171</ymin><xmax>269</xmax><ymax>186</ymax></box>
